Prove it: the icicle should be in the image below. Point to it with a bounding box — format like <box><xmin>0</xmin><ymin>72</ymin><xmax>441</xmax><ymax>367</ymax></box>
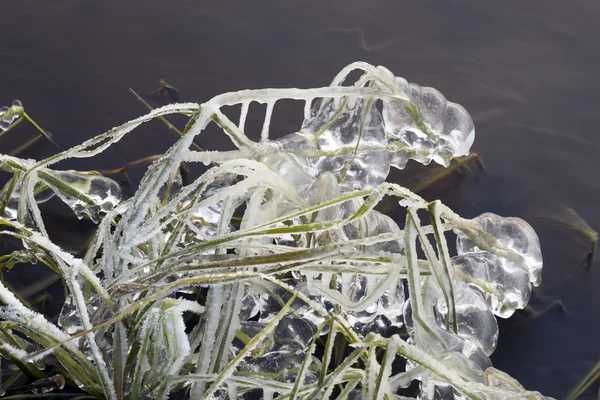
<box><xmin>303</xmin><ymin>98</ymin><xmax>312</xmax><ymax>120</ymax></box>
<box><xmin>261</xmin><ymin>101</ymin><xmax>275</xmax><ymax>142</ymax></box>
<box><xmin>306</xmin><ymin>273</ymin><xmax>314</xmax><ymax>290</ymax></box>
<box><xmin>239</xmin><ymin>101</ymin><xmax>250</xmax><ymax>132</ymax></box>
<box><xmin>341</xmin><ymin>273</ymin><xmax>353</xmax><ymax>297</ymax></box>
<box><xmin>263</xmin><ymin>388</ymin><xmax>274</xmax><ymax>400</ymax></box>
<box><xmin>227</xmin><ymin>382</ymin><xmax>237</xmax><ymax>399</ymax></box>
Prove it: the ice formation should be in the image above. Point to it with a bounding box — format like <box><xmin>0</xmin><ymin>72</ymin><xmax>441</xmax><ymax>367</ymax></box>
<box><xmin>456</xmin><ymin>213</ymin><xmax>543</xmax><ymax>287</ymax></box>
<box><xmin>0</xmin><ymin>62</ymin><xmax>551</xmax><ymax>399</ymax></box>
<box><xmin>42</xmin><ymin>170</ymin><xmax>122</xmax><ymax>223</ymax></box>
<box><xmin>382</xmin><ymin>78</ymin><xmax>475</xmax><ymax>169</ymax></box>
<box><xmin>0</xmin><ymin>100</ymin><xmax>23</xmax><ymax>131</ymax></box>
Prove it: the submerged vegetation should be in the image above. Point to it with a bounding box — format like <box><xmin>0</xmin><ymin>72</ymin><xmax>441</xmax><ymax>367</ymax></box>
<box><xmin>0</xmin><ymin>62</ymin><xmax>574</xmax><ymax>399</ymax></box>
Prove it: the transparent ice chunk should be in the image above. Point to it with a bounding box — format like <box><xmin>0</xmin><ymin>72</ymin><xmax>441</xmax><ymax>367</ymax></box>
<box><xmin>404</xmin><ymin>276</ymin><xmax>498</xmax><ymax>356</ymax></box>
<box><xmin>452</xmin><ymin>252</ymin><xmax>532</xmax><ymax>318</ymax></box>
<box><xmin>416</xmin><ymin>350</ymin><xmax>489</xmax><ymax>400</ymax></box>
<box><xmin>403</xmin><ymin>324</ymin><xmax>490</xmax><ymax>400</ymax></box>
<box><xmin>237</xmin><ymin>283</ymin><xmax>322</xmax><ymax>386</ymax></box>
<box><xmin>0</xmin><ymin>177</ymin><xmax>20</xmax><ymax>221</ymax></box>
<box><xmin>261</xmin><ymin>149</ymin><xmax>315</xmax><ymax>197</ymax></box>
<box><xmin>340</xmin><ymin>199</ymin><xmax>405</xmax><ymax>254</ymax></box>
<box><xmin>456</xmin><ymin>213</ymin><xmax>543</xmax><ymax>286</ymax></box>
<box><xmin>58</xmin><ymin>291</ymin><xmax>102</xmax><ymax>335</ymax></box>
<box><xmin>42</xmin><ymin>170</ymin><xmax>122</xmax><ymax>223</ymax></box>
<box><xmin>300</xmin><ymin>97</ymin><xmax>390</xmax><ymax>191</ymax></box>
<box><xmin>346</xmin><ymin>277</ymin><xmax>405</xmax><ymax>337</ymax></box>
<box><xmin>382</xmin><ymin>78</ymin><xmax>475</xmax><ymax>168</ymax></box>
<box><xmin>179</xmin><ymin>175</ymin><xmax>238</xmax><ymax>244</ymax></box>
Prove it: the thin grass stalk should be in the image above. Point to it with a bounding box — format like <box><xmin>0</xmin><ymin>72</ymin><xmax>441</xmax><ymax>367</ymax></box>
<box><xmin>409</xmin><ymin>207</ymin><xmax>457</xmax><ymax>333</ymax></box>
<box><xmin>306</xmin><ymin>346</ymin><xmax>365</xmax><ymax>400</ymax></box>
<box><xmin>565</xmin><ymin>360</ymin><xmax>600</xmax><ymax>400</ymax></box>
<box><xmin>128</xmin><ymin>88</ymin><xmax>204</xmax><ymax>152</ymax></box>
<box><xmin>404</xmin><ymin>210</ymin><xmax>443</xmax><ymax>345</ymax></box>
<box><xmin>319</xmin><ymin>318</ymin><xmax>337</xmax><ymax>387</ymax></box>
<box><xmin>428</xmin><ymin>201</ymin><xmax>458</xmax><ymax>331</ymax></box>
<box><xmin>0</xmin><ymin>116</ymin><xmax>24</xmax><ymax>139</ymax></box>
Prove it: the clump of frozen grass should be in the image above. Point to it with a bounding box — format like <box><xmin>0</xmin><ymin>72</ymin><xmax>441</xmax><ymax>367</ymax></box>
<box><xmin>0</xmin><ymin>62</ymin><xmax>554</xmax><ymax>399</ymax></box>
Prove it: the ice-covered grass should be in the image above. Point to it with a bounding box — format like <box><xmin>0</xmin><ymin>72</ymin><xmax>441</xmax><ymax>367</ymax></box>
<box><xmin>0</xmin><ymin>62</ymin><xmax>553</xmax><ymax>399</ymax></box>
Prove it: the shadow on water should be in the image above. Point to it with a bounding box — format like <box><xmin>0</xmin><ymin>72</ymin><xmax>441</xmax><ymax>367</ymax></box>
<box><xmin>1</xmin><ymin>1</ymin><xmax>600</xmax><ymax>397</ymax></box>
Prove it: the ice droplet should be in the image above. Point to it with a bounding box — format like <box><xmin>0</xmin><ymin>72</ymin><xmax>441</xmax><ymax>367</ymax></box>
<box><xmin>0</xmin><ymin>100</ymin><xmax>23</xmax><ymax>131</ymax></box>
<box><xmin>27</xmin><ymin>374</ymin><xmax>65</xmax><ymax>395</ymax></box>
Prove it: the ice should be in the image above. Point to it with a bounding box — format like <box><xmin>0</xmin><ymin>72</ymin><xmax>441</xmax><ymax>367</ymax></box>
<box><xmin>236</xmin><ymin>283</ymin><xmax>322</xmax><ymax>386</ymax></box>
<box><xmin>299</xmin><ymin>97</ymin><xmax>390</xmax><ymax>191</ymax></box>
<box><xmin>404</xmin><ymin>276</ymin><xmax>498</xmax><ymax>356</ymax></box>
<box><xmin>0</xmin><ymin>177</ymin><xmax>20</xmax><ymax>220</ymax></box>
<box><xmin>1</xmin><ymin>170</ymin><xmax>121</xmax><ymax>225</ymax></box>
<box><xmin>456</xmin><ymin>213</ymin><xmax>543</xmax><ymax>286</ymax></box>
<box><xmin>452</xmin><ymin>252</ymin><xmax>532</xmax><ymax>318</ymax></box>
<box><xmin>381</xmin><ymin>78</ymin><xmax>475</xmax><ymax>169</ymax></box>
<box><xmin>27</xmin><ymin>374</ymin><xmax>65</xmax><ymax>395</ymax></box>
<box><xmin>308</xmin><ymin>172</ymin><xmax>341</xmax><ymax>222</ymax></box>
<box><xmin>290</xmin><ymin>172</ymin><xmax>405</xmax><ymax>335</ymax></box>
<box><xmin>58</xmin><ymin>291</ymin><xmax>102</xmax><ymax>335</ymax></box>
<box><xmin>346</xmin><ymin>277</ymin><xmax>405</xmax><ymax>337</ymax></box>
<box><xmin>484</xmin><ymin>368</ymin><xmax>556</xmax><ymax>399</ymax></box>
<box><xmin>302</xmin><ymin>206</ymin><xmax>405</xmax><ymax>315</ymax></box>
<box><xmin>177</xmin><ymin>175</ymin><xmax>238</xmax><ymax>246</ymax></box>
<box><xmin>0</xmin><ymin>100</ymin><xmax>23</xmax><ymax>131</ymax></box>
<box><xmin>402</xmin><ymin>325</ymin><xmax>491</xmax><ymax>399</ymax></box>
<box><xmin>260</xmin><ymin>149</ymin><xmax>315</xmax><ymax>198</ymax></box>
<box><xmin>41</xmin><ymin>170</ymin><xmax>122</xmax><ymax>223</ymax></box>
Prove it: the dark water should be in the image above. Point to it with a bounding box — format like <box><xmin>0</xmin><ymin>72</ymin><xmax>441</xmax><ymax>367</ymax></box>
<box><xmin>1</xmin><ymin>1</ymin><xmax>600</xmax><ymax>398</ymax></box>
